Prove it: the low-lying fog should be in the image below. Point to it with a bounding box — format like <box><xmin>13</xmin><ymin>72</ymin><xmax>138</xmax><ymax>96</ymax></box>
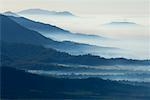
<box><xmin>27</xmin><ymin>64</ymin><xmax>150</xmax><ymax>82</ymax></box>
<box><xmin>19</xmin><ymin>14</ymin><xmax>150</xmax><ymax>59</ymax></box>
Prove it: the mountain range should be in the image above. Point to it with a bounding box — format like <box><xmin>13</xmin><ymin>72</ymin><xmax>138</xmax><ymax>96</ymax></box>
<box><xmin>17</xmin><ymin>9</ymin><xmax>75</xmax><ymax>17</ymax></box>
<box><xmin>0</xmin><ymin>14</ymin><xmax>118</xmax><ymax>56</ymax></box>
<box><xmin>4</xmin><ymin>12</ymin><xmax>105</xmax><ymax>43</ymax></box>
<box><xmin>1</xmin><ymin>42</ymin><xmax>149</xmax><ymax>67</ymax></box>
<box><xmin>1</xmin><ymin>10</ymin><xmax>150</xmax><ymax>100</ymax></box>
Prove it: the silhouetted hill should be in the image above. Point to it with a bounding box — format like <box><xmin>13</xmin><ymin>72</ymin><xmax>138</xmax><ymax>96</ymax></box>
<box><xmin>7</xmin><ymin>14</ymin><xmax>71</xmax><ymax>34</ymax></box>
<box><xmin>0</xmin><ymin>14</ymin><xmax>56</xmax><ymax>45</ymax></box>
<box><xmin>1</xmin><ymin>42</ymin><xmax>149</xmax><ymax>67</ymax></box>
<box><xmin>7</xmin><ymin>15</ymin><xmax>105</xmax><ymax>42</ymax></box>
<box><xmin>1</xmin><ymin>66</ymin><xmax>150</xmax><ymax>99</ymax></box>
<box><xmin>0</xmin><ymin>15</ymin><xmax>116</xmax><ymax>55</ymax></box>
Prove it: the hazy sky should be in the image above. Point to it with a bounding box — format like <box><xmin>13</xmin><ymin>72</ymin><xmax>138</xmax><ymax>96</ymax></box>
<box><xmin>0</xmin><ymin>0</ymin><xmax>149</xmax><ymax>16</ymax></box>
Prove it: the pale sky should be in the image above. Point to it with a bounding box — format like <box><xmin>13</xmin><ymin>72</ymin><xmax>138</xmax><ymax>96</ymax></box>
<box><xmin>0</xmin><ymin>0</ymin><xmax>149</xmax><ymax>16</ymax></box>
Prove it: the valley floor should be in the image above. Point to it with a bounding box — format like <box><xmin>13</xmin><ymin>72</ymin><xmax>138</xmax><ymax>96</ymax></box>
<box><xmin>1</xmin><ymin>66</ymin><xmax>150</xmax><ymax>100</ymax></box>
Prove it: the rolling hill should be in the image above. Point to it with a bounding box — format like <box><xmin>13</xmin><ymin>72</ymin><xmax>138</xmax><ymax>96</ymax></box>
<box><xmin>1</xmin><ymin>42</ymin><xmax>149</xmax><ymax>67</ymax></box>
<box><xmin>5</xmin><ymin>12</ymin><xmax>105</xmax><ymax>42</ymax></box>
<box><xmin>0</xmin><ymin>14</ymin><xmax>118</xmax><ymax>56</ymax></box>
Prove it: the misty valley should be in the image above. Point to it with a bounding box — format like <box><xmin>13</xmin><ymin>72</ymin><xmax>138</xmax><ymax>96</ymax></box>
<box><xmin>1</xmin><ymin>6</ymin><xmax>150</xmax><ymax>100</ymax></box>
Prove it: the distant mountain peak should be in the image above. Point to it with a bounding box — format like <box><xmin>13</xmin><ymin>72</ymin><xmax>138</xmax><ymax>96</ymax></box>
<box><xmin>3</xmin><ymin>11</ymin><xmax>20</xmax><ymax>17</ymax></box>
<box><xmin>103</xmin><ymin>21</ymin><xmax>141</xmax><ymax>27</ymax></box>
<box><xmin>103</xmin><ymin>21</ymin><xmax>142</xmax><ymax>28</ymax></box>
<box><xmin>17</xmin><ymin>8</ymin><xmax>75</xmax><ymax>17</ymax></box>
<box><xmin>109</xmin><ymin>21</ymin><xmax>137</xmax><ymax>25</ymax></box>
